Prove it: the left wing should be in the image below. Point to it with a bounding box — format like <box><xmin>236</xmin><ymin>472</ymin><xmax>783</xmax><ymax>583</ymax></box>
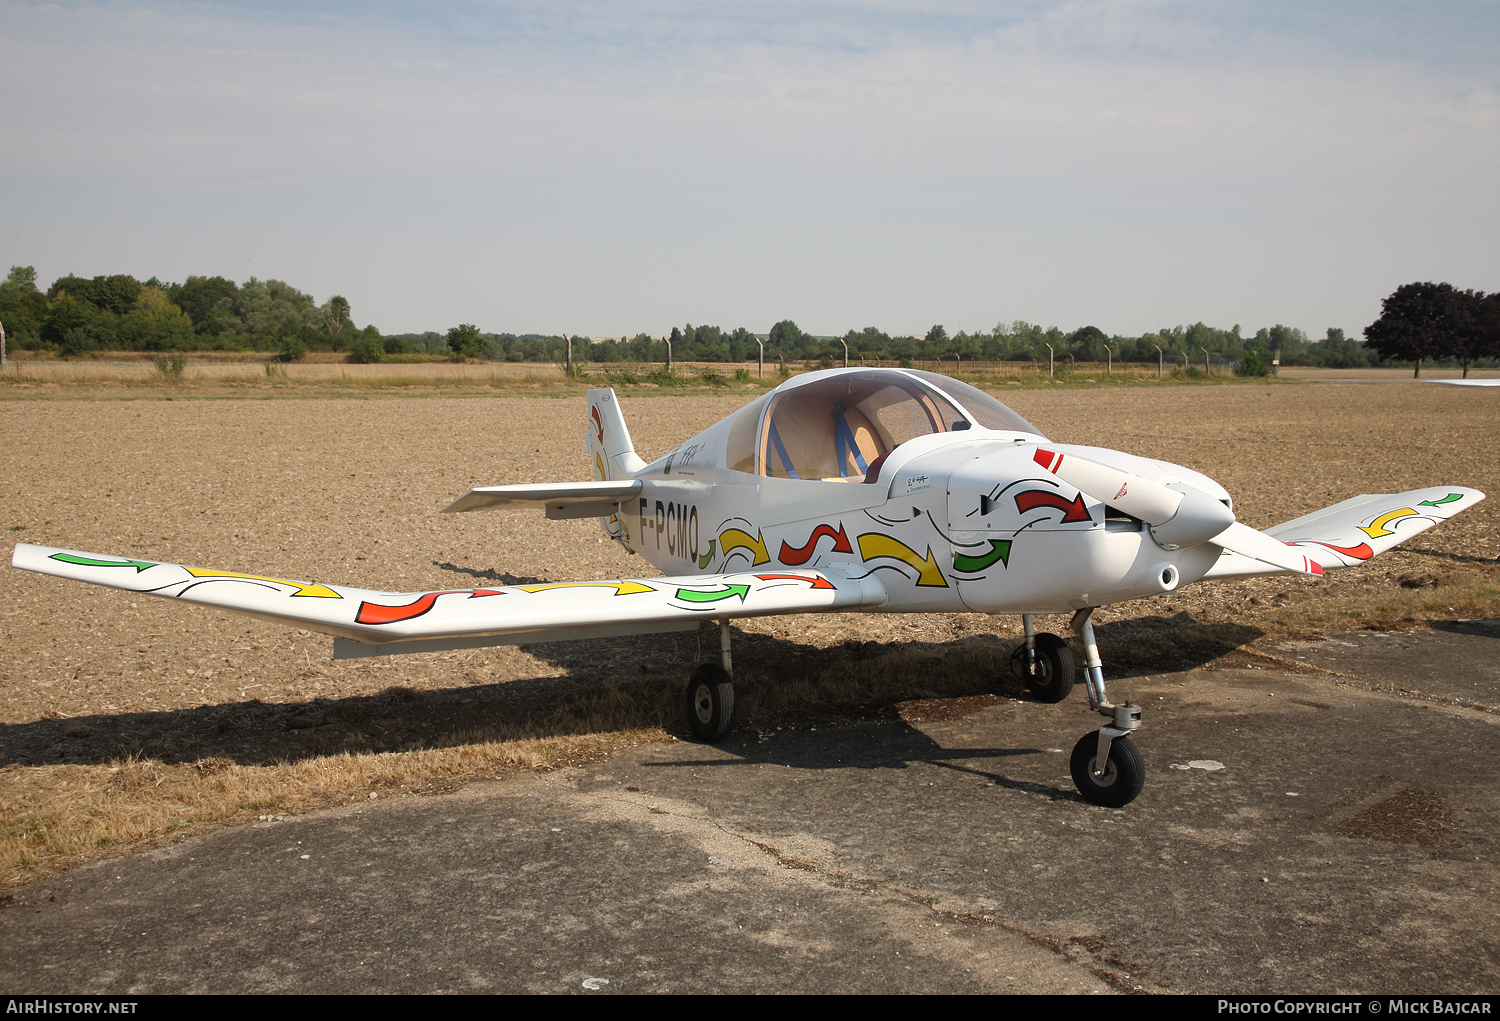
<box><xmin>1203</xmin><ymin>486</ymin><xmax>1484</xmax><ymax>580</ymax></box>
<box><xmin>11</xmin><ymin>544</ymin><xmax>886</xmax><ymax>659</ymax></box>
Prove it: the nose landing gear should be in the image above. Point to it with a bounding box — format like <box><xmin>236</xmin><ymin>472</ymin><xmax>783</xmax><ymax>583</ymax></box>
<box><xmin>1068</xmin><ymin>608</ymin><xmax>1144</xmax><ymax>807</ymax></box>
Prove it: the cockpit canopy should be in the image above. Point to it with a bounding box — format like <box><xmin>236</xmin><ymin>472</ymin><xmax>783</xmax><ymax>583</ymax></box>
<box><xmin>725</xmin><ymin>368</ymin><xmax>1045</xmax><ymax>481</ymax></box>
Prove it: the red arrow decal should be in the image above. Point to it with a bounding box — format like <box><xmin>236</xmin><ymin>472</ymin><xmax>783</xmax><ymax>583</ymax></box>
<box><xmin>778</xmin><ymin>523</ymin><xmax>854</xmax><ymax>565</ymax></box>
<box><xmin>1014</xmin><ymin>489</ymin><xmax>1092</xmax><ymax>523</ymax></box>
<box><xmin>356</xmin><ymin>589</ymin><xmax>504</xmax><ymax>625</ymax></box>
<box><xmin>1300</xmin><ymin>540</ymin><xmax>1374</xmax><ymax>562</ymax></box>
<box><xmin>591</xmin><ymin>405</ymin><xmax>604</xmax><ymax>444</ymax></box>
<box><xmin>753</xmin><ymin>573</ymin><xmax>836</xmax><ymax>590</ymax></box>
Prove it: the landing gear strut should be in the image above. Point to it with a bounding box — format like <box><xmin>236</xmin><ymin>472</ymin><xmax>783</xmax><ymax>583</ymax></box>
<box><xmin>685</xmin><ymin>620</ymin><xmax>737</xmax><ymax>742</ymax></box>
<box><xmin>1067</xmin><ymin>608</ymin><xmax>1144</xmax><ymax>807</ymax></box>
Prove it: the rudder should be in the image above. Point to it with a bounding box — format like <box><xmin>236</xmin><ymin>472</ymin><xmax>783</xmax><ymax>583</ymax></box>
<box><xmin>586</xmin><ymin>388</ymin><xmax>645</xmax><ymax>539</ymax></box>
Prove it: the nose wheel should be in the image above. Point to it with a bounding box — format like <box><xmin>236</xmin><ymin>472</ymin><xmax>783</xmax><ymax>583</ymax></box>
<box><xmin>1071</xmin><ymin>730</ymin><xmax>1145</xmax><ymax>807</ymax></box>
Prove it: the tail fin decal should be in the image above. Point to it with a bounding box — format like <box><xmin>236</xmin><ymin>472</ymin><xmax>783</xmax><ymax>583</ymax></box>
<box><xmin>586</xmin><ymin>388</ymin><xmax>645</xmax><ymax>542</ymax></box>
<box><xmin>586</xmin><ymin>388</ymin><xmax>646</xmax><ymax>481</ymax></box>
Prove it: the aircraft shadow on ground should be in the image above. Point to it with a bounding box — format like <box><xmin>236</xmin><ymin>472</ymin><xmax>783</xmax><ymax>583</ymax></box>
<box><xmin>0</xmin><ymin>612</ymin><xmax>1260</xmax><ymax>772</ymax></box>
<box><xmin>641</xmin><ymin>719</ymin><xmax>1080</xmax><ymax>803</ymax></box>
<box><xmin>1428</xmin><ymin>618</ymin><xmax>1500</xmax><ymax>639</ymax></box>
<box><xmin>1400</xmin><ymin>547</ymin><xmax>1500</xmax><ymax>568</ymax></box>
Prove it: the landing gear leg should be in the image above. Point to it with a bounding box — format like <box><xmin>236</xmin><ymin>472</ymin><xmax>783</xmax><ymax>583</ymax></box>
<box><xmin>1068</xmin><ymin>609</ymin><xmax>1144</xmax><ymax>807</ymax></box>
<box><xmin>685</xmin><ymin>620</ymin><xmax>737</xmax><ymax>743</ymax></box>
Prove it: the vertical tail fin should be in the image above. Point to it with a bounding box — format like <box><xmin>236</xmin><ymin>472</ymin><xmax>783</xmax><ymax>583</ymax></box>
<box><xmin>586</xmin><ymin>388</ymin><xmax>645</xmax><ymax>540</ymax></box>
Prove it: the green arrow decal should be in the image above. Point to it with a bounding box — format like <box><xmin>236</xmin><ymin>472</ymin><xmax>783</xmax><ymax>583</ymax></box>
<box><xmin>953</xmin><ymin>540</ymin><xmax>1012</xmax><ymax>573</ymax></box>
<box><xmin>697</xmin><ymin>539</ymin><xmax>717</xmax><ymax>570</ymax></box>
<box><xmin>1418</xmin><ymin>493</ymin><xmax>1463</xmax><ymax>507</ymax></box>
<box><xmin>675</xmin><ymin>583</ymin><xmax>750</xmax><ymax>604</ymax></box>
<box><xmin>49</xmin><ymin>553</ymin><xmax>158</xmax><ymax>573</ymax></box>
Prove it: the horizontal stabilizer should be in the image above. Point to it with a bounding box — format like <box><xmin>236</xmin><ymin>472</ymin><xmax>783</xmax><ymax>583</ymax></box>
<box><xmin>11</xmin><ymin>543</ymin><xmax>885</xmax><ymax>652</ymax></box>
<box><xmin>442</xmin><ymin>480</ymin><xmax>642</xmax><ymax>519</ymax></box>
<box><xmin>1204</xmin><ymin>486</ymin><xmax>1484</xmax><ymax>579</ymax></box>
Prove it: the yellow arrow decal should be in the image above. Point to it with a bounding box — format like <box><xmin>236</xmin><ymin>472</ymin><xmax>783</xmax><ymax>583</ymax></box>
<box><xmin>1359</xmin><ymin>508</ymin><xmax>1417</xmax><ymax>539</ymax></box>
<box><xmin>595</xmin><ymin>452</ymin><xmax>608</xmax><ymax>481</ymax></box>
<box><xmin>183</xmin><ymin>568</ymin><xmax>342</xmax><ymax>599</ymax></box>
<box><xmin>856</xmin><ymin>533</ymin><xmax>948</xmax><ymax>588</ymax></box>
<box><xmin>515</xmin><ymin>581</ymin><xmax>655</xmax><ymax>596</ymax></box>
<box><xmin>719</xmin><ymin>528</ymin><xmax>770</xmax><ymax>566</ymax></box>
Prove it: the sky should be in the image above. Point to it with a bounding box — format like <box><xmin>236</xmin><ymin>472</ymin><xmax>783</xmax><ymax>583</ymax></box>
<box><xmin>2</xmin><ymin>1</ymin><xmax>1497</xmax><ymax>338</ymax></box>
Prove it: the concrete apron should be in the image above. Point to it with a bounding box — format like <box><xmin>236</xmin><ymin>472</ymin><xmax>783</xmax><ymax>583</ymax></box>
<box><xmin>2</xmin><ymin>629</ymin><xmax>1497</xmax><ymax>994</ymax></box>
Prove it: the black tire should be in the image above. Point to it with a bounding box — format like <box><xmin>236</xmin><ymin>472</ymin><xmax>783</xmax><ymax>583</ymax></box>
<box><xmin>1009</xmin><ymin>633</ymin><xmax>1075</xmax><ymax>703</ymax></box>
<box><xmin>1070</xmin><ymin>731</ymin><xmax>1145</xmax><ymax>808</ymax></box>
<box><xmin>685</xmin><ymin>662</ymin><xmax>736</xmax><ymax>742</ymax></box>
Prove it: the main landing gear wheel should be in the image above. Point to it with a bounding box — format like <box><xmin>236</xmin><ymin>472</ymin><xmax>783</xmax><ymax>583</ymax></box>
<box><xmin>1070</xmin><ymin>730</ymin><xmax>1145</xmax><ymax>808</ymax></box>
<box><xmin>685</xmin><ymin>662</ymin><xmax>737</xmax><ymax>743</ymax></box>
<box><xmin>1009</xmin><ymin>633</ymin><xmax>1076</xmax><ymax>703</ymax></box>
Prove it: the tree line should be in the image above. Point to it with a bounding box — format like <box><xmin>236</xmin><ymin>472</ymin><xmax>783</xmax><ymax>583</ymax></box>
<box><xmin>2</xmin><ymin>266</ymin><xmax>1494</xmax><ymax>373</ymax></box>
<box><xmin>0</xmin><ymin>267</ymin><xmax>385</xmax><ymax>360</ymax></box>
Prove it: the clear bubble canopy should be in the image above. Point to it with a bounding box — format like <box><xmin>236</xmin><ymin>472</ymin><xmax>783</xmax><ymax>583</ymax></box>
<box><xmin>725</xmin><ymin>368</ymin><xmax>1046</xmax><ymax>481</ymax></box>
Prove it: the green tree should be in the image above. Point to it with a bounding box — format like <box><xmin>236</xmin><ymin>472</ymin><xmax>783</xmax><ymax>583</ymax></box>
<box><xmin>0</xmin><ymin>266</ymin><xmax>47</xmax><ymax>346</ymax></box>
<box><xmin>346</xmin><ymin>327</ymin><xmax>384</xmax><ymax>363</ymax></box>
<box><xmin>169</xmin><ymin>276</ymin><xmax>239</xmax><ymax>334</ymax></box>
<box><xmin>42</xmin><ymin>292</ymin><xmax>94</xmax><ymax>349</ymax></box>
<box><xmin>447</xmin><ymin>323</ymin><xmax>484</xmax><ymax>359</ymax></box>
<box><xmin>325</xmin><ymin>295</ymin><xmax>352</xmax><ymax>333</ymax></box>
<box><xmin>1069</xmin><ymin>325</ymin><xmax>1110</xmax><ymax>362</ymax></box>
<box><xmin>767</xmin><ymin>319</ymin><xmax>806</xmax><ymax>355</ymax></box>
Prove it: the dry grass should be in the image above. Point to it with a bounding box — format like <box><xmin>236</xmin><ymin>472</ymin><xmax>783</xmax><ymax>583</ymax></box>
<box><xmin>13</xmin><ymin>355</ymin><xmax>1484</xmax><ymax>401</ymax></box>
<box><xmin>1</xmin><ymin>382</ymin><xmax>1496</xmax><ymax>889</ymax></box>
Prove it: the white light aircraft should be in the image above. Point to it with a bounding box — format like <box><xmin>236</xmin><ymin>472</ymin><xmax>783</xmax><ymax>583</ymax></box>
<box><xmin>13</xmin><ymin>368</ymin><xmax>1484</xmax><ymax>806</ymax></box>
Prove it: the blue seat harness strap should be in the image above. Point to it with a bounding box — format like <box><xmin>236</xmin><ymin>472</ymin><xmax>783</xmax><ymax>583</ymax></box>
<box><xmin>834</xmin><ymin>410</ymin><xmax>868</xmax><ymax>478</ymax></box>
<box><xmin>768</xmin><ymin>421</ymin><xmax>799</xmax><ymax>479</ymax></box>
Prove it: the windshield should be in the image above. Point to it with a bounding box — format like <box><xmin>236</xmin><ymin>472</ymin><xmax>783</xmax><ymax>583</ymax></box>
<box><xmin>906</xmin><ymin>370</ymin><xmax>1045</xmax><ymax>436</ymax></box>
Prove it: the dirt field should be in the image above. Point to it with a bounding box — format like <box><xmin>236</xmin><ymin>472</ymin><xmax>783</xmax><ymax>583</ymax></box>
<box><xmin>1</xmin><ymin>382</ymin><xmax>1496</xmax><ymax>888</ymax></box>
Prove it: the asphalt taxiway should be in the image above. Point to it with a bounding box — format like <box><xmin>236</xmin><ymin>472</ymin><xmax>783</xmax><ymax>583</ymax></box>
<box><xmin>3</xmin><ymin>623</ymin><xmax>1497</xmax><ymax>994</ymax></box>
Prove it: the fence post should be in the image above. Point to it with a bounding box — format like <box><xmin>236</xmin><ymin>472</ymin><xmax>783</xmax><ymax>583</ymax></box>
<box><xmin>757</xmin><ymin>339</ymin><xmax>763</xmax><ymax>378</ymax></box>
<box><xmin>665</xmin><ymin>337</ymin><xmax>672</xmax><ymax>372</ymax></box>
<box><xmin>840</xmin><ymin>339</ymin><xmax>848</xmax><ymax>368</ymax></box>
<box><xmin>1155</xmin><ymin>345</ymin><xmax>1163</xmax><ymax>379</ymax></box>
<box><xmin>1104</xmin><ymin>345</ymin><xmax>1112</xmax><ymax>374</ymax></box>
<box><xmin>1046</xmin><ymin>343</ymin><xmax>1054</xmax><ymax>378</ymax></box>
<box><xmin>1200</xmin><ymin>345</ymin><xmax>1209</xmax><ymax>378</ymax></box>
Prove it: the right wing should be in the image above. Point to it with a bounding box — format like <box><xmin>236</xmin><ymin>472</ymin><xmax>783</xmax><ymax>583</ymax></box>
<box><xmin>12</xmin><ymin>543</ymin><xmax>886</xmax><ymax>659</ymax></box>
